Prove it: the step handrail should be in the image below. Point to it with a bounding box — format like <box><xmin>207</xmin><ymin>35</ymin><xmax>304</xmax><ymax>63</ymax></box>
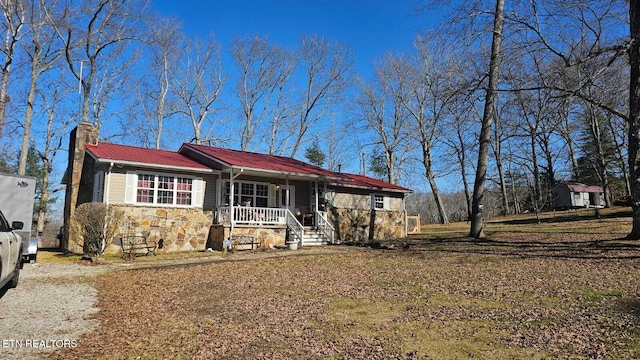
<box><xmin>314</xmin><ymin>210</ymin><xmax>335</xmax><ymax>244</ymax></box>
<box><xmin>285</xmin><ymin>210</ymin><xmax>304</xmax><ymax>245</ymax></box>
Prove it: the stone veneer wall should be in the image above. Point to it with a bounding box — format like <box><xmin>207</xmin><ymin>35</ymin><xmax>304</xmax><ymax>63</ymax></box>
<box><xmin>207</xmin><ymin>225</ymin><xmax>287</xmax><ymax>251</ymax></box>
<box><xmin>328</xmin><ymin>208</ymin><xmax>405</xmax><ymax>242</ymax></box>
<box><xmin>104</xmin><ymin>206</ymin><xmax>214</xmax><ymax>254</ymax></box>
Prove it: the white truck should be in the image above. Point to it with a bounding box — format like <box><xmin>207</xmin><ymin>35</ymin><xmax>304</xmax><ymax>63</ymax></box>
<box><xmin>0</xmin><ymin>209</ymin><xmax>24</xmax><ymax>290</ymax></box>
<box><xmin>0</xmin><ymin>173</ymin><xmax>37</xmax><ymax>291</ymax></box>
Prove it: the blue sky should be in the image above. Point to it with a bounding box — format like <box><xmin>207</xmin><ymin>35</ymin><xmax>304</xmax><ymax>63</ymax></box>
<box><xmin>151</xmin><ymin>0</ymin><xmax>439</xmax><ymax>78</ymax></box>
<box><xmin>146</xmin><ymin>1</ymin><xmax>447</xmax><ymax>191</ymax></box>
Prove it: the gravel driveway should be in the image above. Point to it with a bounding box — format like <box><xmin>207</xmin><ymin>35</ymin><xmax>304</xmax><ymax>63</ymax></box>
<box><xmin>0</xmin><ymin>262</ymin><xmax>109</xmax><ymax>359</ymax></box>
<box><xmin>0</xmin><ymin>247</ymin><xmax>362</xmax><ymax>359</ymax></box>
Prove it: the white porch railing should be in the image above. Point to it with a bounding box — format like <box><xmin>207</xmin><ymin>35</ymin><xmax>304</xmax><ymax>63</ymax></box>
<box><xmin>315</xmin><ymin>210</ymin><xmax>335</xmax><ymax>244</ymax></box>
<box><xmin>217</xmin><ymin>206</ymin><xmax>288</xmax><ymax>226</ymax></box>
<box><xmin>216</xmin><ymin>206</ymin><xmax>308</xmax><ymax>246</ymax></box>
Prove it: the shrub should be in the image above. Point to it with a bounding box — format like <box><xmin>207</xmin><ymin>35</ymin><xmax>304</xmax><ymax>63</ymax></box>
<box><xmin>70</xmin><ymin>203</ymin><xmax>123</xmax><ymax>257</ymax></box>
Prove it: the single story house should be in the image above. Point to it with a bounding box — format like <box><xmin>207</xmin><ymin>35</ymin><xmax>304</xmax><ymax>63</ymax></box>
<box><xmin>551</xmin><ymin>182</ymin><xmax>605</xmax><ymax>210</ymax></box>
<box><xmin>62</xmin><ymin>123</ymin><xmax>412</xmax><ymax>254</ymax></box>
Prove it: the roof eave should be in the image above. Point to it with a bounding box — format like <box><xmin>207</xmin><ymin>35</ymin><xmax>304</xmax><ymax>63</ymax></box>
<box><xmin>93</xmin><ymin>158</ymin><xmax>217</xmax><ymax>174</ymax></box>
<box><xmin>329</xmin><ymin>181</ymin><xmax>412</xmax><ymax>193</ymax></box>
<box><xmin>222</xmin><ymin>166</ymin><xmax>340</xmax><ymax>180</ymax></box>
<box><xmin>180</xmin><ymin>144</ymin><xmax>232</xmax><ymax>168</ymax></box>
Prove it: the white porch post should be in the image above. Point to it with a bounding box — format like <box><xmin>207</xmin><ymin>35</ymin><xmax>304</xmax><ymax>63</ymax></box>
<box><xmin>314</xmin><ymin>180</ymin><xmax>319</xmax><ymax>211</ymax></box>
<box><xmin>285</xmin><ymin>177</ymin><xmax>290</xmax><ymax>209</ymax></box>
<box><xmin>215</xmin><ymin>173</ymin><xmax>221</xmax><ymax>208</ymax></box>
<box><xmin>229</xmin><ymin>168</ymin><xmax>235</xmax><ymax>236</ymax></box>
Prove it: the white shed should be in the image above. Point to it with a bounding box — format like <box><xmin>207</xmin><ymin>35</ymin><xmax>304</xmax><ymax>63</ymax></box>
<box><xmin>551</xmin><ymin>182</ymin><xmax>605</xmax><ymax>210</ymax></box>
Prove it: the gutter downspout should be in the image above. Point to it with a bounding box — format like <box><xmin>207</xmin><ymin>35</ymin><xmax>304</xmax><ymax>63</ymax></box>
<box><xmin>104</xmin><ymin>162</ymin><xmax>113</xmax><ymax>205</ymax></box>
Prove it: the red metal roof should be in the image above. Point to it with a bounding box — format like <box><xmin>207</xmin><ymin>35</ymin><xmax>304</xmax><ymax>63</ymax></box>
<box><xmin>564</xmin><ymin>182</ymin><xmax>603</xmax><ymax>193</ymax></box>
<box><xmin>86</xmin><ymin>142</ymin><xmax>412</xmax><ymax>192</ymax></box>
<box><xmin>334</xmin><ymin>173</ymin><xmax>412</xmax><ymax>193</ymax></box>
<box><xmin>181</xmin><ymin>143</ymin><xmax>411</xmax><ymax>192</ymax></box>
<box><xmin>181</xmin><ymin>143</ymin><xmax>338</xmax><ymax>177</ymax></box>
<box><xmin>86</xmin><ymin>142</ymin><xmax>210</xmax><ymax>170</ymax></box>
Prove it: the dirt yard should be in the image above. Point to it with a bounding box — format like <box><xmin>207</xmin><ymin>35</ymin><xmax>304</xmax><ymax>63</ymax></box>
<box><xmin>44</xmin><ymin>210</ymin><xmax>640</xmax><ymax>359</ymax></box>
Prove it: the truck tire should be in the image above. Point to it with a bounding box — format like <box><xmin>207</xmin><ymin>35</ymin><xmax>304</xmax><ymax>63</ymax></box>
<box><xmin>7</xmin><ymin>260</ymin><xmax>19</xmax><ymax>289</ymax></box>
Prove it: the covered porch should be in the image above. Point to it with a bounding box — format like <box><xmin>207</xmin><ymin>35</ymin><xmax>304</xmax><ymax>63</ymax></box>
<box><xmin>212</xmin><ymin>168</ymin><xmax>336</xmax><ymax>247</ymax></box>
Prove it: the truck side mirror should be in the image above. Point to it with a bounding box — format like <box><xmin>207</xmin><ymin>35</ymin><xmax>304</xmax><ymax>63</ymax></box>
<box><xmin>11</xmin><ymin>221</ymin><xmax>23</xmax><ymax>230</ymax></box>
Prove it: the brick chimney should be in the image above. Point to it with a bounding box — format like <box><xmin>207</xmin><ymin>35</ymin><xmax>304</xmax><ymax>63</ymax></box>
<box><xmin>62</xmin><ymin>121</ymin><xmax>98</xmax><ymax>252</ymax></box>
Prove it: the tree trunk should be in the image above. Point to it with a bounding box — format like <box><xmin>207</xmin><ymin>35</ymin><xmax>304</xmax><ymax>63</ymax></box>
<box><xmin>36</xmin><ymin>164</ymin><xmax>49</xmax><ymax>236</ymax></box>
<box><xmin>470</xmin><ymin>0</ymin><xmax>504</xmax><ymax>238</ymax></box>
<box><xmin>608</xmin><ymin>116</ymin><xmax>631</xmax><ymax>195</ymax></box>
<box><xmin>0</xmin><ymin>67</ymin><xmax>9</xmax><ymax>134</ymax></box>
<box><xmin>18</xmin><ymin>59</ymin><xmax>38</xmax><ymax>175</ymax></box>
<box><xmin>564</xmin><ymin>118</ymin><xmax>580</xmax><ymax>180</ymax></box>
<box><xmin>426</xmin><ymin>166</ymin><xmax>449</xmax><ymax>224</ymax></box>
<box><xmin>457</xmin><ymin>141</ymin><xmax>472</xmax><ymax>220</ymax></box>
<box><xmin>492</xmin><ymin>107</ymin><xmax>509</xmax><ymax>216</ymax></box>
<box><xmin>628</xmin><ymin>1</ymin><xmax>640</xmax><ymax>239</ymax></box>
<box><xmin>494</xmin><ymin>147</ymin><xmax>509</xmax><ymax>215</ymax></box>
<box><xmin>531</xmin><ymin>131</ymin><xmax>542</xmax><ymax>211</ymax></box>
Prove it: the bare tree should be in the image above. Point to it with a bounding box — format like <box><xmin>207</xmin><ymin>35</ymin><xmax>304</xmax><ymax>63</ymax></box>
<box><xmin>90</xmin><ymin>44</ymin><xmax>141</xmax><ymax>142</ymax></box>
<box><xmin>441</xmin><ymin>94</ymin><xmax>480</xmax><ymax>220</ymax></box>
<box><xmin>289</xmin><ymin>35</ymin><xmax>352</xmax><ymax>157</ymax></box>
<box><xmin>264</xmin><ymin>82</ymin><xmax>295</xmax><ymax>155</ymax></box>
<box><xmin>0</xmin><ymin>0</ymin><xmax>25</xmax><ymax>135</ymax></box>
<box><xmin>54</xmin><ymin>0</ymin><xmax>146</xmax><ymax>250</ymax></box>
<box><xmin>17</xmin><ymin>0</ymin><xmax>65</xmax><ymax>175</ymax></box>
<box><xmin>53</xmin><ymin>0</ymin><xmax>146</xmax><ymax>129</ymax></box>
<box><xmin>630</xmin><ymin>1</ymin><xmax>640</xmax><ymax>238</ymax></box>
<box><xmin>388</xmin><ymin>37</ymin><xmax>463</xmax><ymax>225</ymax></box>
<box><xmin>138</xmin><ymin>16</ymin><xmax>182</xmax><ymax>149</ymax></box>
<box><xmin>33</xmin><ymin>75</ymin><xmax>73</xmax><ymax>236</ymax></box>
<box><xmin>470</xmin><ymin>0</ymin><xmax>504</xmax><ymax>238</ymax></box>
<box><xmin>172</xmin><ymin>35</ymin><xmax>226</xmax><ymax>145</ymax></box>
<box><xmin>325</xmin><ymin>117</ymin><xmax>352</xmax><ymax>172</ymax></box>
<box><xmin>231</xmin><ymin>35</ymin><xmax>294</xmax><ymax>151</ymax></box>
<box><xmin>355</xmin><ymin>56</ymin><xmax>413</xmax><ymax>184</ymax></box>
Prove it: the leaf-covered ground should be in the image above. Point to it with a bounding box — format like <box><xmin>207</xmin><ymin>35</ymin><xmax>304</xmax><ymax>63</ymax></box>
<box><xmin>51</xmin><ymin>213</ymin><xmax>640</xmax><ymax>359</ymax></box>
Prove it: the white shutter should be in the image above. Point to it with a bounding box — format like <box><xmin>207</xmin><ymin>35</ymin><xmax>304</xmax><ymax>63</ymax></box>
<box><xmin>193</xmin><ymin>177</ymin><xmax>204</xmax><ymax>208</ymax></box>
<box><xmin>93</xmin><ymin>172</ymin><xmax>104</xmax><ymax>202</ymax></box>
<box><xmin>383</xmin><ymin>196</ymin><xmax>390</xmax><ymax>210</ymax></box>
<box><xmin>125</xmin><ymin>172</ymin><xmax>136</xmax><ymax>204</ymax></box>
<box><xmin>268</xmin><ymin>184</ymin><xmax>277</xmax><ymax>207</ymax></box>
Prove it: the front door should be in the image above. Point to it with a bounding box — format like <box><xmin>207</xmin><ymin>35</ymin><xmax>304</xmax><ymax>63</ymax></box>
<box><xmin>278</xmin><ymin>186</ymin><xmax>296</xmax><ymax>213</ymax></box>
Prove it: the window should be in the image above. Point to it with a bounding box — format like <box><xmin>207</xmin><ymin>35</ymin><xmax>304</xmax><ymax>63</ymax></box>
<box><xmin>372</xmin><ymin>194</ymin><xmax>386</xmax><ymax>210</ymax></box>
<box><xmin>0</xmin><ymin>211</ymin><xmax>8</xmax><ymax>232</ymax></box>
<box><xmin>224</xmin><ymin>181</ymin><xmax>270</xmax><ymax>207</ymax></box>
<box><xmin>241</xmin><ymin>183</ymin><xmax>254</xmax><ymax>204</ymax></box>
<box><xmin>137</xmin><ymin>174</ymin><xmax>155</xmax><ymax>203</ymax></box>
<box><xmin>176</xmin><ymin>178</ymin><xmax>193</xmax><ymax>205</ymax></box>
<box><xmin>129</xmin><ymin>173</ymin><xmax>199</xmax><ymax>207</ymax></box>
<box><xmin>256</xmin><ymin>184</ymin><xmax>269</xmax><ymax>207</ymax></box>
<box><xmin>157</xmin><ymin>176</ymin><xmax>174</xmax><ymax>204</ymax></box>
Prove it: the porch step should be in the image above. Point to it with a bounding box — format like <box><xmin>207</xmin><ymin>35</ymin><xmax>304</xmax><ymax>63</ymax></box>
<box><xmin>301</xmin><ymin>228</ymin><xmax>328</xmax><ymax>246</ymax></box>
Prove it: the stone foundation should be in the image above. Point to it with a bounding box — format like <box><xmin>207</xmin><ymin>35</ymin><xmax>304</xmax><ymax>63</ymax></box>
<box><xmin>207</xmin><ymin>225</ymin><xmax>287</xmax><ymax>251</ymax></box>
<box><xmin>104</xmin><ymin>206</ymin><xmax>214</xmax><ymax>254</ymax></box>
<box><xmin>328</xmin><ymin>208</ymin><xmax>405</xmax><ymax>242</ymax></box>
